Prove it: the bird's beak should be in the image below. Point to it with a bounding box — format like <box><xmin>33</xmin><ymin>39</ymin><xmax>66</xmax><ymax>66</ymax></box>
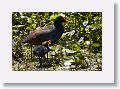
<box><xmin>62</xmin><ymin>17</ymin><xmax>67</xmax><ymax>22</ymax></box>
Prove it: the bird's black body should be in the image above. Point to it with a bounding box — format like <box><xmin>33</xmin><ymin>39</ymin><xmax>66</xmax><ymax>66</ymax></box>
<box><xmin>24</xmin><ymin>16</ymin><xmax>66</xmax><ymax>45</ymax></box>
<box><xmin>33</xmin><ymin>42</ymin><xmax>50</xmax><ymax>68</ymax></box>
<box><xmin>33</xmin><ymin>43</ymin><xmax>49</xmax><ymax>57</ymax></box>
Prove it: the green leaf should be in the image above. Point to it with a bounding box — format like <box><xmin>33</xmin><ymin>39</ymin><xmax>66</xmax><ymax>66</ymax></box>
<box><xmin>92</xmin><ymin>43</ymin><xmax>100</xmax><ymax>47</ymax></box>
<box><xmin>26</xmin><ymin>27</ymin><xmax>31</xmax><ymax>30</ymax></box>
<box><xmin>31</xmin><ymin>15</ymin><xmax>36</xmax><ymax>19</ymax></box>
<box><xmin>32</xmin><ymin>24</ymin><xmax>36</xmax><ymax>29</ymax></box>
<box><xmin>27</xmin><ymin>18</ymin><xmax>32</xmax><ymax>23</ymax></box>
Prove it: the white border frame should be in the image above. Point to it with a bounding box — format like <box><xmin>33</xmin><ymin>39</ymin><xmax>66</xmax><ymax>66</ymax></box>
<box><xmin>0</xmin><ymin>0</ymin><xmax>114</xmax><ymax>83</ymax></box>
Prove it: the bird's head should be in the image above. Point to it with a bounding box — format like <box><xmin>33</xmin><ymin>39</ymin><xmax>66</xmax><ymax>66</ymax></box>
<box><xmin>55</xmin><ymin>13</ymin><xmax>67</xmax><ymax>23</ymax></box>
<box><xmin>50</xmin><ymin>13</ymin><xmax>67</xmax><ymax>24</ymax></box>
<box><xmin>42</xmin><ymin>40</ymin><xmax>52</xmax><ymax>48</ymax></box>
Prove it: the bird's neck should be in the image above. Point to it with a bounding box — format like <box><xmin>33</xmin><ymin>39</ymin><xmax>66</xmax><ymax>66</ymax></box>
<box><xmin>54</xmin><ymin>21</ymin><xmax>63</xmax><ymax>28</ymax></box>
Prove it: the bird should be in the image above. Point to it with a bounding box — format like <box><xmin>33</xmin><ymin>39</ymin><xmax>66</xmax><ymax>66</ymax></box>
<box><xmin>33</xmin><ymin>41</ymin><xmax>50</xmax><ymax>68</ymax></box>
<box><xmin>23</xmin><ymin>13</ymin><xmax>66</xmax><ymax>45</ymax></box>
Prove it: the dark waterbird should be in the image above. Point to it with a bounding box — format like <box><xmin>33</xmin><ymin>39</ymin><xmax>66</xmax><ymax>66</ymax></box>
<box><xmin>23</xmin><ymin>14</ymin><xmax>66</xmax><ymax>45</ymax></box>
<box><xmin>33</xmin><ymin>41</ymin><xmax>50</xmax><ymax>68</ymax></box>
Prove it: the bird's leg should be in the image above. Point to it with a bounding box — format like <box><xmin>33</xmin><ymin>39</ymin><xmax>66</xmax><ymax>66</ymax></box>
<box><xmin>46</xmin><ymin>52</ymin><xmax>48</xmax><ymax>68</ymax></box>
<box><xmin>31</xmin><ymin>45</ymin><xmax>32</xmax><ymax>61</ymax></box>
<box><xmin>47</xmin><ymin>52</ymin><xmax>48</xmax><ymax>60</ymax></box>
<box><xmin>38</xmin><ymin>56</ymin><xmax>42</xmax><ymax>68</ymax></box>
<box><xmin>47</xmin><ymin>52</ymin><xmax>50</xmax><ymax>67</ymax></box>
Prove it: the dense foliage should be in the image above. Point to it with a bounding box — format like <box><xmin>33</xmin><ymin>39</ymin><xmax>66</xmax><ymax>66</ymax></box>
<box><xmin>12</xmin><ymin>12</ymin><xmax>102</xmax><ymax>71</ymax></box>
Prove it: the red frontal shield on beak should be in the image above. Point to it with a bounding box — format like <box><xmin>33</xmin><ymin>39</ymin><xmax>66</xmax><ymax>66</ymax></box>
<box><xmin>62</xmin><ymin>17</ymin><xmax>67</xmax><ymax>22</ymax></box>
<box><xmin>60</xmin><ymin>13</ymin><xmax>67</xmax><ymax>22</ymax></box>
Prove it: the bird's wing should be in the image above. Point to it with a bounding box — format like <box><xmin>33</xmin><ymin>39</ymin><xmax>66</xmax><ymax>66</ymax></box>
<box><xmin>36</xmin><ymin>25</ymin><xmax>54</xmax><ymax>31</ymax></box>
<box><xmin>24</xmin><ymin>25</ymin><xmax>54</xmax><ymax>43</ymax></box>
<box><xmin>35</xmin><ymin>25</ymin><xmax>55</xmax><ymax>36</ymax></box>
